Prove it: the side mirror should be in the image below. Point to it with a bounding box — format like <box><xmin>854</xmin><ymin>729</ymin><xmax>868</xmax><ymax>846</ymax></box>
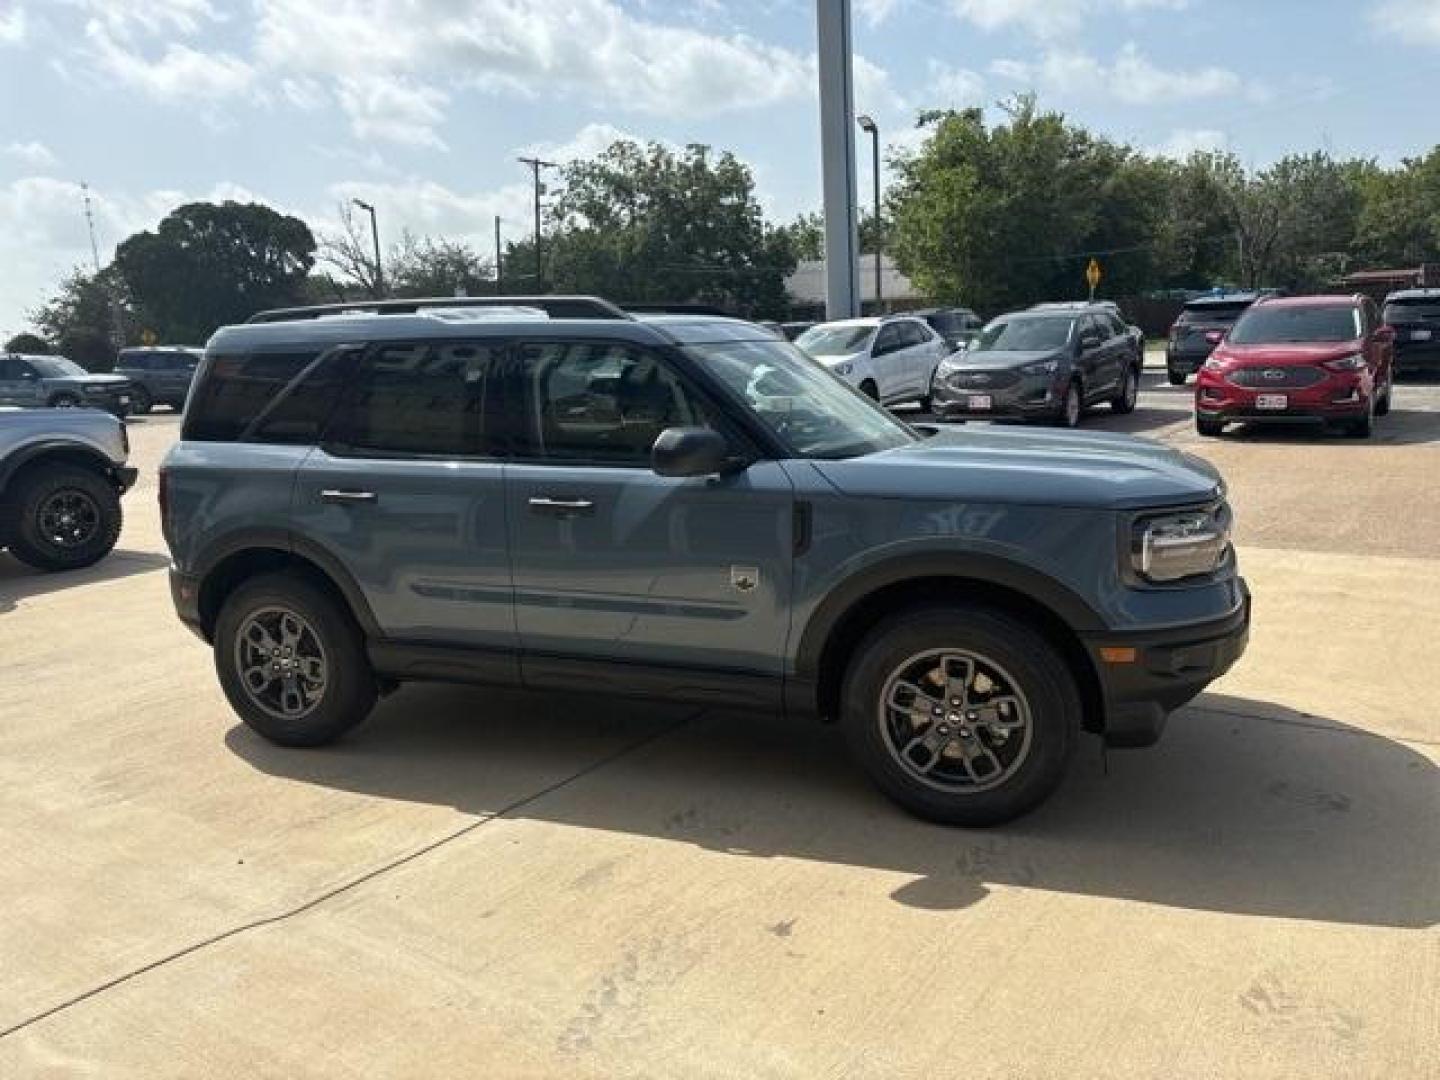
<box><xmin>1204</xmin><ymin>329</ymin><xmax>1226</xmax><ymax>345</ymax></box>
<box><xmin>652</xmin><ymin>427</ymin><xmax>731</xmax><ymax>478</ymax></box>
<box><xmin>1374</xmin><ymin>325</ymin><xmax>1396</xmax><ymax>343</ymax></box>
<box><xmin>1080</xmin><ymin>333</ymin><xmax>1102</xmax><ymax>350</ymax></box>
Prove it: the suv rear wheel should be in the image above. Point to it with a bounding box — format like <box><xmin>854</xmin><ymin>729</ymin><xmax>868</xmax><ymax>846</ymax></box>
<box><xmin>1111</xmin><ymin>364</ymin><xmax>1139</xmax><ymax>414</ymax></box>
<box><xmin>5</xmin><ymin>463</ymin><xmax>122</xmax><ymax>571</ymax></box>
<box><xmin>215</xmin><ymin>572</ymin><xmax>377</xmax><ymax>746</ymax></box>
<box><xmin>840</xmin><ymin>605</ymin><xmax>1079</xmax><ymax>826</ymax></box>
<box><xmin>1055</xmin><ymin>379</ymin><xmax>1083</xmax><ymax>428</ymax></box>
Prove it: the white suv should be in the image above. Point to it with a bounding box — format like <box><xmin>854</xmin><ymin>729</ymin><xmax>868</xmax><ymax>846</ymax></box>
<box><xmin>794</xmin><ymin>316</ymin><xmax>948</xmax><ymax>408</ymax></box>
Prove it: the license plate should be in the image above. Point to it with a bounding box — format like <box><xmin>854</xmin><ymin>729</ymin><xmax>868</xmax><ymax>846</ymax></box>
<box><xmin>1256</xmin><ymin>394</ymin><xmax>1287</xmax><ymax>410</ymax></box>
<box><xmin>1412</xmin><ymin>330</ymin><xmax>1432</xmax><ymax>341</ymax></box>
<box><xmin>967</xmin><ymin>395</ymin><xmax>992</xmax><ymax>410</ymax></box>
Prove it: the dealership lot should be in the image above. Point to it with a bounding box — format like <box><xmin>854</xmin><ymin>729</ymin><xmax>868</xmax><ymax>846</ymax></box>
<box><xmin>1</xmin><ymin>374</ymin><xmax>1436</xmax><ymax>1077</ymax></box>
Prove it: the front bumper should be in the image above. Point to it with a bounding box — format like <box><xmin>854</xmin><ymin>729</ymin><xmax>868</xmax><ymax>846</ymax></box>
<box><xmin>1082</xmin><ymin>581</ymin><xmax>1251</xmax><ymax>748</ymax></box>
<box><xmin>1195</xmin><ymin>371</ymin><xmax>1370</xmax><ymax>425</ymax></box>
<box><xmin>931</xmin><ymin>373</ymin><xmax>1060</xmax><ymax>420</ymax></box>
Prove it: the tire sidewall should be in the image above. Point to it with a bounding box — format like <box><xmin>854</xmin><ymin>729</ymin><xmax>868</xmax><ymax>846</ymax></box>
<box><xmin>9</xmin><ymin>465</ymin><xmax>122</xmax><ymax>571</ymax></box>
<box><xmin>214</xmin><ymin>572</ymin><xmax>376</xmax><ymax>747</ymax></box>
<box><xmin>840</xmin><ymin>606</ymin><xmax>1079</xmax><ymax>826</ymax></box>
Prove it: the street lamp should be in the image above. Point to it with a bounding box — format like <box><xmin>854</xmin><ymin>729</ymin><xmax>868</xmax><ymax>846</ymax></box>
<box><xmin>856</xmin><ymin>114</ymin><xmax>881</xmax><ymax>312</ymax></box>
<box><xmin>351</xmin><ymin>198</ymin><xmax>383</xmax><ymax>298</ymax></box>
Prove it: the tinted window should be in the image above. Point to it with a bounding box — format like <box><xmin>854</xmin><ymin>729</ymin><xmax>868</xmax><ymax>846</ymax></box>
<box><xmin>873</xmin><ymin>324</ymin><xmax>903</xmax><ymax>354</ymax></box>
<box><xmin>118</xmin><ymin>353</ymin><xmax>149</xmax><ymax>370</ymax></box>
<box><xmin>327</xmin><ymin>342</ymin><xmax>499</xmax><ymax>457</ymax></box>
<box><xmin>795</xmin><ymin>324</ymin><xmax>875</xmax><ymax>356</ymax></box>
<box><xmin>0</xmin><ymin>357</ymin><xmax>21</xmax><ymax>378</ymax></box>
<box><xmin>30</xmin><ymin>356</ymin><xmax>87</xmax><ymax>377</ymax></box>
<box><xmin>1178</xmin><ymin>302</ymin><xmax>1250</xmax><ymax>325</ymax></box>
<box><xmin>1228</xmin><ymin>305</ymin><xmax>1361</xmax><ymax>345</ymax></box>
<box><xmin>515</xmin><ymin>342</ymin><xmax>718</xmax><ymax>465</ymax></box>
<box><xmin>974</xmin><ymin>317</ymin><xmax>1074</xmax><ymax>352</ymax></box>
<box><xmin>1384</xmin><ymin>299</ymin><xmax>1440</xmax><ymax>322</ymax></box>
<box><xmin>184</xmin><ymin>352</ymin><xmax>325</xmax><ymax>442</ymax></box>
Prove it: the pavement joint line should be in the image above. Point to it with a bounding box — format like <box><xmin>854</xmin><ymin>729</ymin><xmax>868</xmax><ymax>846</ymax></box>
<box><xmin>0</xmin><ymin>707</ymin><xmax>704</xmax><ymax>1043</ymax></box>
<box><xmin>1187</xmin><ymin>702</ymin><xmax>1440</xmax><ymax>748</ymax></box>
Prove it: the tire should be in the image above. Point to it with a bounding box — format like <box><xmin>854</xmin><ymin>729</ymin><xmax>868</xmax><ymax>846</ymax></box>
<box><xmin>1111</xmin><ymin>365</ymin><xmax>1139</xmax><ymax>414</ymax></box>
<box><xmin>1055</xmin><ymin>379</ymin><xmax>1082</xmax><ymax>428</ymax></box>
<box><xmin>5</xmin><ymin>464</ymin><xmax>122</xmax><ymax>571</ymax></box>
<box><xmin>129</xmin><ymin>386</ymin><xmax>153</xmax><ymax>415</ymax></box>
<box><xmin>49</xmin><ymin>393</ymin><xmax>80</xmax><ymax>408</ymax></box>
<box><xmin>859</xmin><ymin>380</ymin><xmax>879</xmax><ymax>401</ymax></box>
<box><xmin>1375</xmin><ymin>374</ymin><xmax>1392</xmax><ymax>417</ymax></box>
<box><xmin>1196</xmin><ymin>417</ymin><xmax>1225</xmax><ymax>437</ymax></box>
<box><xmin>214</xmin><ymin>571</ymin><xmax>377</xmax><ymax>747</ymax></box>
<box><xmin>1167</xmin><ymin>369</ymin><xmax>1187</xmax><ymax>386</ymax></box>
<box><xmin>840</xmin><ymin>605</ymin><xmax>1079</xmax><ymax>826</ymax></box>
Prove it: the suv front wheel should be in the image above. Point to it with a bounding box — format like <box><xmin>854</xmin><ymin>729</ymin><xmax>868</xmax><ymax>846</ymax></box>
<box><xmin>840</xmin><ymin>605</ymin><xmax>1079</xmax><ymax>826</ymax></box>
<box><xmin>215</xmin><ymin>572</ymin><xmax>377</xmax><ymax>746</ymax></box>
<box><xmin>5</xmin><ymin>463</ymin><xmax>123</xmax><ymax>571</ymax></box>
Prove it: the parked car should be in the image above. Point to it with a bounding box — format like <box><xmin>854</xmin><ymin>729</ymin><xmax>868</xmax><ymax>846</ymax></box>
<box><xmin>0</xmin><ymin>406</ymin><xmax>137</xmax><ymax>570</ymax></box>
<box><xmin>114</xmin><ymin>346</ymin><xmax>203</xmax><ymax>413</ymax></box>
<box><xmin>1166</xmin><ymin>294</ymin><xmax>1260</xmax><ymax>384</ymax></box>
<box><xmin>0</xmin><ymin>353</ymin><xmax>132</xmax><ymax>416</ymax></box>
<box><xmin>1195</xmin><ymin>294</ymin><xmax>1393</xmax><ymax>438</ymax></box>
<box><xmin>160</xmin><ymin>296</ymin><xmax>1248</xmax><ymax>826</ymax></box>
<box><xmin>1031</xmin><ymin>301</ymin><xmax>1144</xmax><ymax>351</ymax></box>
<box><xmin>793</xmin><ymin>315</ymin><xmax>948</xmax><ymax>407</ymax></box>
<box><xmin>931</xmin><ymin>308</ymin><xmax>1142</xmax><ymax>427</ymax></box>
<box><xmin>1381</xmin><ymin>288</ymin><xmax>1440</xmax><ymax>374</ymax></box>
<box><xmin>912</xmin><ymin>306</ymin><xmax>984</xmax><ymax>351</ymax></box>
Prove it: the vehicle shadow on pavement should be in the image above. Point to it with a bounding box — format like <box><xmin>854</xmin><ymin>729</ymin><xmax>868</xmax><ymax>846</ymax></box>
<box><xmin>0</xmin><ymin>550</ymin><xmax>170</xmax><ymax>615</ymax></box>
<box><xmin>226</xmin><ymin>685</ymin><xmax>1438</xmax><ymax>929</ymax></box>
<box><xmin>1215</xmin><ymin>408</ymin><xmax>1440</xmax><ymax>446</ymax></box>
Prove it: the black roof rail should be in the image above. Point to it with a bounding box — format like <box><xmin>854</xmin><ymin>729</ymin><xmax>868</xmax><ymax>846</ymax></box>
<box><xmin>246</xmin><ymin>295</ymin><xmax>630</xmax><ymax>324</ymax></box>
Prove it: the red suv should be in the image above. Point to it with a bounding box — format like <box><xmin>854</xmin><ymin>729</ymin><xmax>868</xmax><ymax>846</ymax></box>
<box><xmin>1194</xmin><ymin>295</ymin><xmax>1394</xmax><ymax>439</ymax></box>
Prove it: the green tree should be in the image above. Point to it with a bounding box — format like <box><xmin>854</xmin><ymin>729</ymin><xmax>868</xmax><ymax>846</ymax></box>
<box><xmin>389</xmin><ymin>232</ymin><xmax>494</xmax><ymax>298</ymax></box>
<box><xmin>513</xmin><ymin>141</ymin><xmax>797</xmax><ymax>317</ymax></box>
<box><xmin>4</xmin><ymin>332</ymin><xmax>50</xmax><ymax>354</ymax></box>
<box><xmin>1355</xmin><ymin>147</ymin><xmax>1440</xmax><ymax>268</ymax></box>
<box><xmin>28</xmin><ymin>267</ymin><xmax>137</xmax><ymax>371</ymax></box>
<box><xmin>113</xmin><ymin>201</ymin><xmax>316</xmax><ymax>342</ymax></box>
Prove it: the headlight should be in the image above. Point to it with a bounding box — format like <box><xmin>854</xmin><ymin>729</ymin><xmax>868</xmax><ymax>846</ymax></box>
<box><xmin>1020</xmin><ymin>359</ymin><xmax>1059</xmax><ymax>376</ymax></box>
<box><xmin>1202</xmin><ymin>356</ymin><xmax>1226</xmax><ymax>372</ymax></box>
<box><xmin>936</xmin><ymin>356</ymin><xmax>965</xmax><ymax>376</ymax></box>
<box><xmin>1323</xmin><ymin>353</ymin><xmax>1366</xmax><ymax>372</ymax></box>
<box><xmin>1131</xmin><ymin>505</ymin><xmax>1232</xmax><ymax>583</ymax></box>
<box><xmin>832</xmin><ymin>362</ymin><xmax>853</xmax><ymax>377</ymax></box>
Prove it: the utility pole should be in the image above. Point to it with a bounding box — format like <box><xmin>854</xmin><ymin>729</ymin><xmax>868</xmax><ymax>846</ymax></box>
<box><xmin>815</xmin><ymin>0</ymin><xmax>860</xmax><ymax>319</ymax></box>
<box><xmin>80</xmin><ymin>182</ymin><xmax>102</xmax><ymax>272</ymax></box>
<box><xmin>516</xmin><ymin>156</ymin><xmax>558</xmax><ymax>289</ymax></box>
<box><xmin>351</xmin><ymin>198</ymin><xmax>383</xmax><ymax>297</ymax></box>
<box><xmin>856</xmin><ymin>115</ymin><xmax>882</xmax><ymax>312</ymax></box>
<box><xmin>494</xmin><ymin>215</ymin><xmax>503</xmax><ymax>294</ymax></box>
<box><xmin>81</xmin><ymin>181</ymin><xmax>124</xmax><ymax>350</ymax></box>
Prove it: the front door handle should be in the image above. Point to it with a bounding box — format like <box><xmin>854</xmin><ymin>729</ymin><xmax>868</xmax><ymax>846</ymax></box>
<box><xmin>321</xmin><ymin>489</ymin><xmax>378</xmax><ymax>505</ymax></box>
<box><xmin>528</xmin><ymin>496</ymin><xmax>595</xmax><ymax>517</ymax></box>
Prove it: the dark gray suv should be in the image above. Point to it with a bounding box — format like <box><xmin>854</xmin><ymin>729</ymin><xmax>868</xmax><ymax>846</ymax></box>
<box><xmin>161</xmin><ymin>296</ymin><xmax>1249</xmax><ymax>826</ymax></box>
<box><xmin>114</xmin><ymin>347</ymin><xmax>202</xmax><ymax>414</ymax></box>
<box><xmin>931</xmin><ymin>309</ymin><xmax>1142</xmax><ymax>426</ymax></box>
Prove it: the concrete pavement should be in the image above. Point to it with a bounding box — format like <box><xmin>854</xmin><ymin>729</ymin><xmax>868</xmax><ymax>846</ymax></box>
<box><xmin>0</xmin><ymin>394</ymin><xmax>1435</xmax><ymax>1078</ymax></box>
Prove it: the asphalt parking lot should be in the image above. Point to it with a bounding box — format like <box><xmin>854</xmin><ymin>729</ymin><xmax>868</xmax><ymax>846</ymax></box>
<box><xmin>1</xmin><ymin>370</ymin><xmax>1436</xmax><ymax>1078</ymax></box>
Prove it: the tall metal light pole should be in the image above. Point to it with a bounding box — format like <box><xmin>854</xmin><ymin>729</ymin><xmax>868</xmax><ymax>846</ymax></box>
<box><xmin>494</xmin><ymin>215</ymin><xmax>503</xmax><ymax>294</ymax></box>
<box><xmin>856</xmin><ymin>114</ymin><xmax>881</xmax><ymax>312</ymax></box>
<box><xmin>815</xmin><ymin>0</ymin><xmax>860</xmax><ymax>319</ymax></box>
<box><xmin>351</xmin><ymin>198</ymin><xmax>383</xmax><ymax>297</ymax></box>
<box><xmin>516</xmin><ymin>156</ymin><xmax>558</xmax><ymax>289</ymax></box>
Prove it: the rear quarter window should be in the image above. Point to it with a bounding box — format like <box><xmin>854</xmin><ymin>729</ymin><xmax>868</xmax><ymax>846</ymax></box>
<box><xmin>182</xmin><ymin>351</ymin><xmax>331</xmax><ymax>443</ymax></box>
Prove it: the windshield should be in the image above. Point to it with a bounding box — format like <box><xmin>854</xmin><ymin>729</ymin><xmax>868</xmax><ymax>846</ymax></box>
<box><xmin>972</xmin><ymin>317</ymin><xmax>1073</xmax><ymax>352</ymax></box>
<box><xmin>1228</xmin><ymin>305</ymin><xmax>1361</xmax><ymax>344</ymax></box>
<box><xmin>29</xmin><ymin>356</ymin><xmax>88</xmax><ymax>378</ymax></box>
<box><xmin>794</xmin><ymin>324</ymin><xmax>876</xmax><ymax>357</ymax></box>
<box><xmin>1384</xmin><ymin>300</ymin><xmax>1440</xmax><ymax>323</ymax></box>
<box><xmin>684</xmin><ymin>339</ymin><xmax>917</xmax><ymax>459</ymax></box>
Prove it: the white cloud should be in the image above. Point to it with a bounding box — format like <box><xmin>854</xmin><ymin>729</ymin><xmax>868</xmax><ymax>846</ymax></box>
<box><xmin>322</xmin><ymin>177</ymin><xmax>534</xmax><ymax>255</ymax></box>
<box><xmin>948</xmin><ymin>0</ymin><xmax>1188</xmax><ymax>37</ymax></box>
<box><xmin>516</xmin><ymin>123</ymin><xmax>670</xmax><ymax>165</ymax></box>
<box><xmin>72</xmin><ymin>0</ymin><xmax>221</xmax><ymax>39</ymax></box>
<box><xmin>926</xmin><ymin>61</ymin><xmax>986</xmax><ymax>107</ymax></box>
<box><xmin>84</xmin><ymin>23</ymin><xmax>254</xmax><ymax>102</ymax></box>
<box><xmin>990</xmin><ymin>44</ymin><xmax>1245</xmax><ymax>104</ymax></box>
<box><xmin>1149</xmin><ymin>128</ymin><xmax>1229</xmax><ymax>159</ymax></box>
<box><xmin>333</xmin><ymin>76</ymin><xmax>449</xmax><ymax>149</ymax></box>
<box><xmin>1372</xmin><ymin>0</ymin><xmax>1440</xmax><ymax>43</ymax></box>
<box><xmin>4</xmin><ymin>140</ymin><xmax>58</xmax><ymax>170</ymax></box>
<box><xmin>857</xmin><ymin>0</ymin><xmax>903</xmax><ymax>26</ymax></box>
<box><xmin>0</xmin><ymin>5</ymin><xmax>25</xmax><ymax>45</ymax></box>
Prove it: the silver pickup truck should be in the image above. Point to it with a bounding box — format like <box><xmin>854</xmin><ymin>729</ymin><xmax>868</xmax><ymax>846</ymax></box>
<box><xmin>0</xmin><ymin>408</ymin><xmax>137</xmax><ymax>571</ymax></box>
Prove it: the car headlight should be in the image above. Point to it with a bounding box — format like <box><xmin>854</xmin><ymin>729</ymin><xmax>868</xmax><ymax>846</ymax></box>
<box><xmin>1131</xmin><ymin>505</ymin><xmax>1232</xmax><ymax>583</ymax></box>
<box><xmin>1020</xmin><ymin>359</ymin><xmax>1059</xmax><ymax>376</ymax></box>
<box><xmin>832</xmin><ymin>362</ymin><xmax>853</xmax><ymax>377</ymax></box>
<box><xmin>1202</xmin><ymin>356</ymin><xmax>1226</xmax><ymax>372</ymax></box>
<box><xmin>936</xmin><ymin>356</ymin><xmax>965</xmax><ymax>376</ymax></box>
<box><xmin>1323</xmin><ymin>353</ymin><xmax>1366</xmax><ymax>372</ymax></box>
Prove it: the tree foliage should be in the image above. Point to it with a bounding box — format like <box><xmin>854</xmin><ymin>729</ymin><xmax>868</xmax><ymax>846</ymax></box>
<box><xmin>113</xmin><ymin>201</ymin><xmax>315</xmax><ymax>342</ymax></box>
<box><xmin>28</xmin><ymin>267</ymin><xmax>138</xmax><ymax>371</ymax></box>
<box><xmin>4</xmin><ymin>332</ymin><xmax>50</xmax><ymax>354</ymax></box>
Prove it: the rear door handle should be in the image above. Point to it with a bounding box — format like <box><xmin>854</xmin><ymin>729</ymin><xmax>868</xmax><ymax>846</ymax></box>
<box><xmin>528</xmin><ymin>496</ymin><xmax>595</xmax><ymax>517</ymax></box>
<box><xmin>321</xmin><ymin>489</ymin><xmax>378</xmax><ymax>505</ymax></box>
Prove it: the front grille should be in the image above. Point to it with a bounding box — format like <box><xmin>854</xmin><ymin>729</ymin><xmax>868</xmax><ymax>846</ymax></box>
<box><xmin>1227</xmin><ymin>366</ymin><xmax>1325</xmax><ymax>389</ymax></box>
<box><xmin>947</xmin><ymin>369</ymin><xmax>1020</xmax><ymax>390</ymax></box>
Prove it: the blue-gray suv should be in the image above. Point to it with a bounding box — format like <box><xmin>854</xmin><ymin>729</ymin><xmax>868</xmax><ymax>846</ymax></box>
<box><xmin>162</xmin><ymin>297</ymin><xmax>1250</xmax><ymax>825</ymax></box>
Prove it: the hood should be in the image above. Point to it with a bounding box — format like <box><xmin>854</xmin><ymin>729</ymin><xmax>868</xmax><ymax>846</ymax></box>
<box><xmin>1213</xmin><ymin>341</ymin><xmax>1360</xmax><ymax>366</ymax></box>
<box><xmin>946</xmin><ymin>348</ymin><xmax>1065</xmax><ymax>370</ymax></box>
<box><xmin>813</xmin><ymin>425</ymin><xmax>1223</xmax><ymax>510</ymax></box>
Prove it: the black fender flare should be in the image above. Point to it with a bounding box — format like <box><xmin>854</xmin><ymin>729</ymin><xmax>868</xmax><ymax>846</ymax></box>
<box><xmin>0</xmin><ymin>440</ymin><xmax>119</xmax><ymax>499</ymax></box>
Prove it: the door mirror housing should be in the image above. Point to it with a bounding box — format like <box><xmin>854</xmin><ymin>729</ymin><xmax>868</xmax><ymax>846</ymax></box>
<box><xmin>1373</xmin><ymin>325</ymin><xmax>1396</xmax><ymax>343</ymax></box>
<box><xmin>1079</xmin><ymin>333</ymin><xmax>1103</xmax><ymax>350</ymax></box>
<box><xmin>652</xmin><ymin>427</ymin><xmax>732</xmax><ymax>478</ymax></box>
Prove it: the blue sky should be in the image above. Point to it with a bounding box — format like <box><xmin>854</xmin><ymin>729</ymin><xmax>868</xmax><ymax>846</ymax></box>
<box><xmin>3</xmin><ymin>0</ymin><xmax>1439</xmax><ymax>336</ymax></box>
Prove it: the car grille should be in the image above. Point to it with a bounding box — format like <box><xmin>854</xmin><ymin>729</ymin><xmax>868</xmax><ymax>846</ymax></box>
<box><xmin>1227</xmin><ymin>366</ymin><xmax>1325</xmax><ymax>389</ymax></box>
<box><xmin>947</xmin><ymin>369</ymin><xmax>1021</xmax><ymax>390</ymax></box>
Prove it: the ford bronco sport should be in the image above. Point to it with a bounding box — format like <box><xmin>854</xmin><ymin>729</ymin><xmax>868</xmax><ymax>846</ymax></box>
<box><xmin>161</xmin><ymin>296</ymin><xmax>1250</xmax><ymax>825</ymax></box>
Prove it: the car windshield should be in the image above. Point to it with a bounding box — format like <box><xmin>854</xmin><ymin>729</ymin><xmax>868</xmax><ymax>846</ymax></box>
<box><xmin>29</xmin><ymin>356</ymin><xmax>88</xmax><ymax>378</ymax></box>
<box><xmin>1228</xmin><ymin>305</ymin><xmax>1361</xmax><ymax>344</ymax></box>
<box><xmin>683</xmin><ymin>338</ymin><xmax>918</xmax><ymax>459</ymax></box>
<box><xmin>1384</xmin><ymin>300</ymin><xmax>1440</xmax><ymax>322</ymax></box>
<box><xmin>793</xmin><ymin>324</ymin><xmax>876</xmax><ymax>357</ymax></box>
<box><xmin>972</xmin><ymin>317</ymin><xmax>1073</xmax><ymax>352</ymax></box>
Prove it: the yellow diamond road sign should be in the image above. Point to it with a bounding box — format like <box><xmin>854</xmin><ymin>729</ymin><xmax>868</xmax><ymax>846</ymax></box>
<box><xmin>1085</xmin><ymin>258</ymin><xmax>1102</xmax><ymax>292</ymax></box>
<box><xmin>140</xmin><ymin>328</ymin><xmax>158</xmax><ymax>347</ymax></box>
